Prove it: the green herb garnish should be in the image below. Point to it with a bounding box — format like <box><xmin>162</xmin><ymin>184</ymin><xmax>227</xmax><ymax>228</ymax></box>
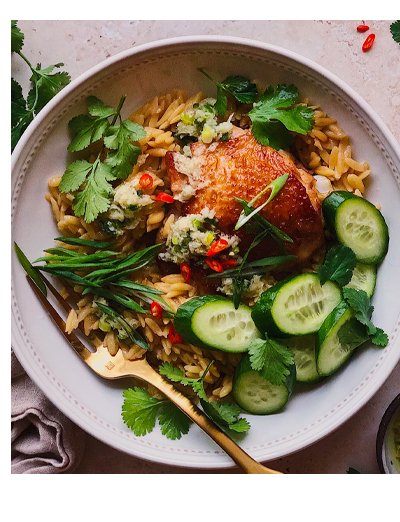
<box><xmin>390</xmin><ymin>20</ymin><xmax>400</xmax><ymax>44</ymax></box>
<box><xmin>249</xmin><ymin>84</ymin><xmax>314</xmax><ymax>150</ymax></box>
<box><xmin>59</xmin><ymin>95</ymin><xmax>146</xmax><ymax>223</ymax></box>
<box><xmin>122</xmin><ymin>387</ymin><xmax>190</xmax><ymax>439</ymax></box>
<box><xmin>14</xmin><ymin>242</ymin><xmax>47</xmax><ymax>296</ymax></box>
<box><xmin>248</xmin><ymin>336</ymin><xmax>294</xmax><ymax>385</ymax></box>
<box><xmin>318</xmin><ymin>245</ymin><xmax>357</xmax><ymax>287</ymax></box>
<box><xmin>11</xmin><ymin>21</ymin><xmax>71</xmax><ymax>151</ymax></box>
<box><xmin>199</xmin><ymin>69</ymin><xmax>258</xmax><ymax>115</ymax></box>
<box><xmin>342</xmin><ymin>288</ymin><xmax>389</xmax><ymax>348</ymax></box>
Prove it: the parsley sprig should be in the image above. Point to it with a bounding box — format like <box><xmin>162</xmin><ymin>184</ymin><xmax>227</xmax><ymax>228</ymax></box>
<box><xmin>11</xmin><ymin>20</ymin><xmax>71</xmax><ymax>151</ymax></box>
<box><xmin>59</xmin><ymin>96</ymin><xmax>146</xmax><ymax>223</ymax></box>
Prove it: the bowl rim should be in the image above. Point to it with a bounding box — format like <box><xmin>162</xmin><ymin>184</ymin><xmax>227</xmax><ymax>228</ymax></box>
<box><xmin>11</xmin><ymin>35</ymin><xmax>400</xmax><ymax>469</ymax></box>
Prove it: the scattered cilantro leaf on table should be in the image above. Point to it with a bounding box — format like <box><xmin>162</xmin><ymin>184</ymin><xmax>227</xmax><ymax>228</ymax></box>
<box><xmin>11</xmin><ymin>21</ymin><xmax>71</xmax><ymax>151</ymax></box>
<box><xmin>342</xmin><ymin>288</ymin><xmax>389</xmax><ymax>348</ymax></box>
<box><xmin>249</xmin><ymin>84</ymin><xmax>314</xmax><ymax>149</ymax></box>
<box><xmin>318</xmin><ymin>245</ymin><xmax>357</xmax><ymax>287</ymax></box>
<box><xmin>390</xmin><ymin>20</ymin><xmax>400</xmax><ymax>44</ymax></box>
<box><xmin>122</xmin><ymin>387</ymin><xmax>190</xmax><ymax>440</ymax></box>
<box><xmin>248</xmin><ymin>336</ymin><xmax>294</xmax><ymax>385</ymax></box>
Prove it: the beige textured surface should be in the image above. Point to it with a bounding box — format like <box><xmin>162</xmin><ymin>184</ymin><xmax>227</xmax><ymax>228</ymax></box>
<box><xmin>12</xmin><ymin>20</ymin><xmax>400</xmax><ymax>474</ymax></box>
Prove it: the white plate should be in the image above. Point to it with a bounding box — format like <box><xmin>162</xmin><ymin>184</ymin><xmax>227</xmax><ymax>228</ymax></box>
<box><xmin>11</xmin><ymin>36</ymin><xmax>400</xmax><ymax>469</ymax></box>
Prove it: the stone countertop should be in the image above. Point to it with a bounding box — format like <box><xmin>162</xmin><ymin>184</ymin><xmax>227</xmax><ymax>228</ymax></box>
<box><xmin>12</xmin><ymin>20</ymin><xmax>400</xmax><ymax>474</ymax></box>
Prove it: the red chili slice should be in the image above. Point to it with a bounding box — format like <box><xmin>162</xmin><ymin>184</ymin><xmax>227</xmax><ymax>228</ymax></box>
<box><xmin>139</xmin><ymin>173</ymin><xmax>153</xmax><ymax>189</ymax></box>
<box><xmin>150</xmin><ymin>301</ymin><xmax>163</xmax><ymax>319</ymax></box>
<box><xmin>205</xmin><ymin>258</ymin><xmax>224</xmax><ymax>272</ymax></box>
<box><xmin>168</xmin><ymin>324</ymin><xmax>183</xmax><ymax>344</ymax></box>
<box><xmin>154</xmin><ymin>192</ymin><xmax>174</xmax><ymax>203</ymax></box>
<box><xmin>362</xmin><ymin>33</ymin><xmax>375</xmax><ymax>52</ymax></box>
<box><xmin>180</xmin><ymin>262</ymin><xmax>191</xmax><ymax>283</ymax></box>
<box><xmin>221</xmin><ymin>259</ymin><xmax>238</xmax><ymax>269</ymax></box>
<box><xmin>207</xmin><ymin>238</ymin><xmax>229</xmax><ymax>257</ymax></box>
<box><xmin>357</xmin><ymin>24</ymin><xmax>369</xmax><ymax>33</ymax></box>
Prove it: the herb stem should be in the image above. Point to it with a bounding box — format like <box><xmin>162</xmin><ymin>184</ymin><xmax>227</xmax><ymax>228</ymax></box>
<box><xmin>16</xmin><ymin>50</ymin><xmax>34</xmax><ymax>71</ymax></box>
<box><xmin>112</xmin><ymin>95</ymin><xmax>127</xmax><ymax>125</ymax></box>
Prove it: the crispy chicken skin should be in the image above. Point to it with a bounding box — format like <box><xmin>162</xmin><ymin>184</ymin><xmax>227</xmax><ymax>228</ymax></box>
<box><xmin>165</xmin><ymin>130</ymin><xmax>324</xmax><ymax>262</ymax></box>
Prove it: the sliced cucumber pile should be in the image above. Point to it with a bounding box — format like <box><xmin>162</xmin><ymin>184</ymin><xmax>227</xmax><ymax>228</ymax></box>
<box><xmin>252</xmin><ymin>273</ymin><xmax>341</xmax><ymax>337</ymax></box>
<box><xmin>322</xmin><ymin>191</ymin><xmax>389</xmax><ymax>264</ymax></box>
<box><xmin>344</xmin><ymin>262</ymin><xmax>377</xmax><ymax>297</ymax></box>
<box><xmin>174</xmin><ymin>296</ymin><xmax>261</xmax><ymax>353</ymax></box>
<box><xmin>283</xmin><ymin>335</ymin><xmax>320</xmax><ymax>383</ymax></box>
<box><xmin>233</xmin><ymin>355</ymin><xmax>296</xmax><ymax>415</ymax></box>
<box><xmin>316</xmin><ymin>301</ymin><xmax>369</xmax><ymax>377</ymax></box>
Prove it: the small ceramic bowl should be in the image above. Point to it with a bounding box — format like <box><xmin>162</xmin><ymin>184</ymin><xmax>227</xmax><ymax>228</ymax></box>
<box><xmin>376</xmin><ymin>393</ymin><xmax>400</xmax><ymax>473</ymax></box>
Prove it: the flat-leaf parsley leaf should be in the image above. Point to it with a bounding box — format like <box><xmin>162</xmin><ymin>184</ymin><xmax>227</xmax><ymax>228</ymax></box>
<box><xmin>248</xmin><ymin>336</ymin><xmax>294</xmax><ymax>385</ymax></box>
<box><xmin>318</xmin><ymin>245</ymin><xmax>357</xmax><ymax>287</ymax></box>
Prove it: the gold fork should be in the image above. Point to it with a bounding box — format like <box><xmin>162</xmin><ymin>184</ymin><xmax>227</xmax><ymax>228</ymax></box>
<box><xmin>27</xmin><ymin>275</ymin><xmax>281</xmax><ymax>474</ymax></box>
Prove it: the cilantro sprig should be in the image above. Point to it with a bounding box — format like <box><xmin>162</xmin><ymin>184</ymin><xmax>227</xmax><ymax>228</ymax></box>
<box><xmin>390</xmin><ymin>20</ymin><xmax>400</xmax><ymax>44</ymax></box>
<box><xmin>342</xmin><ymin>288</ymin><xmax>389</xmax><ymax>348</ymax></box>
<box><xmin>122</xmin><ymin>387</ymin><xmax>190</xmax><ymax>440</ymax></box>
<box><xmin>249</xmin><ymin>84</ymin><xmax>314</xmax><ymax>150</ymax></box>
<box><xmin>199</xmin><ymin>69</ymin><xmax>258</xmax><ymax>115</ymax></box>
<box><xmin>318</xmin><ymin>245</ymin><xmax>357</xmax><ymax>287</ymax></box>
<box><xmin>11</xmin><ymin>21</ymin><xmax>71</xmax><ymax>151</ymax></box>
<box><xmin>59</xmin><ymin>95</ymin><xmax>146</xmax><ymax>222</ymax></box>
<box><xmin>248</xmin><ymin>336</ymin><xmax>294</xmax><ymax>385</ymax></box>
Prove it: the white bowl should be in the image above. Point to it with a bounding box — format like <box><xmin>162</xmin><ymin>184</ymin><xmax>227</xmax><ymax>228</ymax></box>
<box><xmin>11</xmin><ymin>36</ymin><xmax>400</xmax><ymax>469</ymax></box>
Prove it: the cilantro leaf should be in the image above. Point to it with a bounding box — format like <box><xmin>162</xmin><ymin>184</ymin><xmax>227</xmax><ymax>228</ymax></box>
<box><xmin>68</xmin><ymin>114</ymin><xmax>110</xmax><ymax>152</ymax></box>
<box><xmin>122</xmin><ymin>387</ymin><xmax>191</xmax><ymax>440</ymax></box>
<box><xmin>27</xmin><ymin>63</ymin><xmax>71</xmax><ymax>114</ymax></box>
<box><xmin>318</xmin><ymin>245</ymin><xmax>357</xmax><ymax>287</ymax></box>
<box><xmin>11</xmin><ymin>78</ymin><xmax>33</xmax><ymax>151</ymax></box>
<box><xmin>201</xmin><ymin>400</ymin><xmax>250</xmax><ymax>433</ymax></box>
<box><xmin>122</xmin><ymin>387</ymin><xmax>161</xmax><ymax>436</ymax></box>
<box><xmin>11</xmin><ymin>20</ymin><xmax>24</xmax><ymax>53</ymax></box>
<box><xmin>214</xmin><ymin>85</ymin><xmax>228</xmax><ymax>116</ymax></box>
<box><xmin>105</xmin><ymin>120</ymin><xmax>145</xmax><ymax>179</ymax></box>
<box><xmin>390</xmin><ymin>20</ymin><xmax>400</xmax><ymax>44</ymax></box>
<box><xmin>248</xmin><ymin>336</ymin><xmax>294</xmax><ymax>385</ymax></box>
<box><xmin>219</xmin><ymin>75</ymin><xmax>259</xmax><ymax>104</ymax></box>
<box><xmin>159</xmin><ymin>361</ymin><xmax>209</xmax><ymax>401</ymax></box>
<box><xmin>59</xmin><ymin>160</ymin><xmax>93</xmax><ymax>193</ymax></box>
<box><xmin>158</xmin><ymin>402</ymin><xmax>191</xmax><ymax>440</ymax></box>
<box><xmin>370</xmin><ymin>328</ymin><xmax>389</xmax><ymax>348</ymax></box>
<box><xmin>72</xmin><ymin>160</ymin><xmax>116</xmax><ymax>222</ymax></box>
<box><xmin>249</xmin><ymin>84</ymin><xmax>314</xmax><ymax>150</ymax></box>
<box><xmin>337</xmin><ymin>318</ymin><xmax>369</xmax><ymax>351</ymax></box>
<box><xmin>87</xmin><ymin>96</ymin><xmax>116</xmax><ymax>118</ymax></box>
<box><xmin>342</xmin><ymin>288</ymin><xmax>389</xmax><ymax>348</ymax></box>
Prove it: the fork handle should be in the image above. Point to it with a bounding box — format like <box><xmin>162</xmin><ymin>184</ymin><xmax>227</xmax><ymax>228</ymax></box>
<box><xmin>132</xmin><ymin>364</ymin><xmax>281</xmax><ymax>474</ymax></box>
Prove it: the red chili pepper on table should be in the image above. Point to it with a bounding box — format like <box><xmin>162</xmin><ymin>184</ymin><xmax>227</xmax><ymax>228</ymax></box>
<box><xmin>180</xmin><ymin>262</ymin><xmax>191</xmax><ymax>283</ymax></box>
<box><xmin>205</xmin><ymin>258</ymin><xmax>224</xmax><ymax>272</ymax></box>
<box><xmin>139</xmin><ymin>172</ymin><xmax>153</xmax><ymax>190</ymax></box>
<box><xmin>357</xmin><ymin>24</ymin><xmax>369</xmax><ymax>33</ymax></box>
<box><xmin>150</xmin><ymin>301</ymin><xmax>163</xmax><ymax>319</ymax></box>
<box><xmin>362</xmin><ymin>33</ymin><xmax>375</xmax><ymax>52</ymax></box>
<box><xmin>154</xmin><ymin>192</ymin><xmax>174</xmax><ymax>203</ymax></box>
<box><xmin>207</xmin><ymin>238</ymin><xmax>229</xmax><ymax>257</ymax></box>
<box><xmin>168</xmin><ymin>324</ymin><xmax>183</xmax><ymax>344</ymax></box>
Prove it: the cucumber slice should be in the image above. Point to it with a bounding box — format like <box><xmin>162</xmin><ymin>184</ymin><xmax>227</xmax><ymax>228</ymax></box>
<box><xmin>322</xmin><ymin>191</ymin><xmax>389</xmax><ymax>264</ymax></box>
<box><xmin>233</xmin><ymin>355</ymin><xmax>296</xmax><ymax>415</ymax></box>
<box><xmin>283</xmin><ymin>335</ymin><xmax>320</xmax><ymax>383</ymax></box>
<box><xmin>174</xmin><ymin>296</ymin><xmax>261</xmax><ymax>353</ymax></box>
<box><xmin>317</xmin><ymin>301</ymin><xmax>369</xmax><ymax>377</ymax></box>
<box><xmin>344</xmin><ymin>262</ymin><xmax>377</xmax><ymax>297</ymax></box>
<box><xmin>252</xmin><ymin>273</ymin><xmax>341</xmax><ymax>337</ymax></box>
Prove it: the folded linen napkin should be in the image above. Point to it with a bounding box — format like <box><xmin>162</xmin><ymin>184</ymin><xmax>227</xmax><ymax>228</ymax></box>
<box><xmin>11</xmin><ymin>351</ymin><xmax>86</xmax><ymax>474</ymax></box>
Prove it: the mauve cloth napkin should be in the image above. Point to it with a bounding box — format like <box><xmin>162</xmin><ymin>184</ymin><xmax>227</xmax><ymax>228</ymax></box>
<box><xmin>11</xmin><ymin>351</ymin><xmax>87</xmax><ymax>474</ymax></box>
